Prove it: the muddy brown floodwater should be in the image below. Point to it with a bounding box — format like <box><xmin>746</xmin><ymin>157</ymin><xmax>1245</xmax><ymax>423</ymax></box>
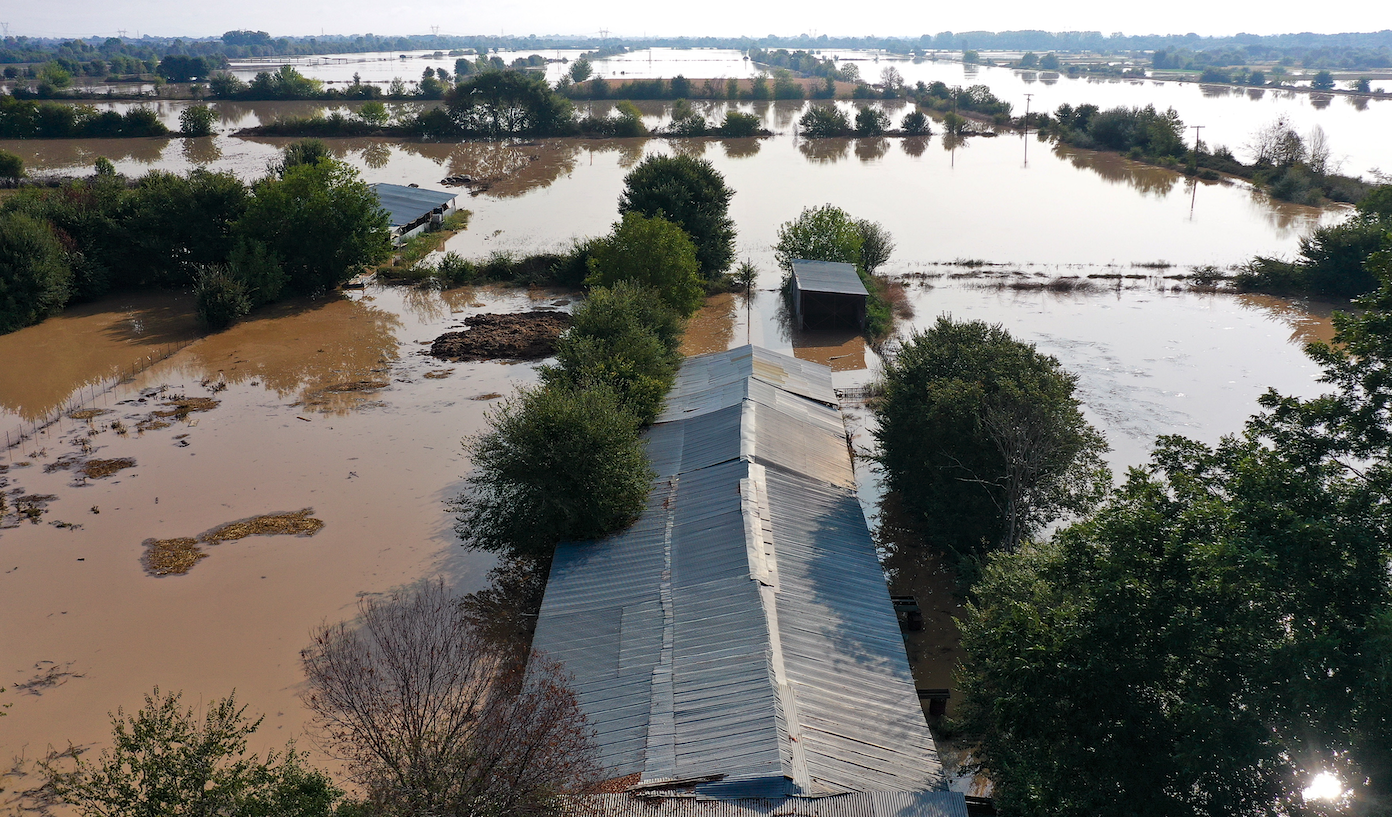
<box><xmin>0</xmin><ymin>284</ymin><xmax>573</xmax><ymax>805</ymax></box>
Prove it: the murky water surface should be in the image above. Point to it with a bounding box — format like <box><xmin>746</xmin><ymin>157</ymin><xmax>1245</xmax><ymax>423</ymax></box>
<box><xmin>0</xmin><ymin>79</ymin><xmax>1367</xmax><ymax>796</ymax></box>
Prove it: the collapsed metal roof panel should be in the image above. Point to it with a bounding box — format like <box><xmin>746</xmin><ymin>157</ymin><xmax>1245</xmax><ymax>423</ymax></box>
<box><xmin>530</xmin><ymin>345</ymin><xmax>943</xmax><ymax>799</ymax></box>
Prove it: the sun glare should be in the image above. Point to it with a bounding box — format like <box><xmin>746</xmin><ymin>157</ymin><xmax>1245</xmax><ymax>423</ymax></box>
<box><xmin>1303</xmin><ymin>772</ymin><xmax>1344</xmax><ymax>802</ymax></box>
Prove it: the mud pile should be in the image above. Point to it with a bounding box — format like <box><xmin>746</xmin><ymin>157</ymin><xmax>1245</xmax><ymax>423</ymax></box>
<box><xmin>428</xmin><ymin>311</ymin><xmax>571</xmax><ymax>362</ymax></box>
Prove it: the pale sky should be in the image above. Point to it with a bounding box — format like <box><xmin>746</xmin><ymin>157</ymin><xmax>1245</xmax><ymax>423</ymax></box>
<box><xmin>5</xmin><ymin>0</ymin><xmax>1386</xmax><ymax>40</ymax></box>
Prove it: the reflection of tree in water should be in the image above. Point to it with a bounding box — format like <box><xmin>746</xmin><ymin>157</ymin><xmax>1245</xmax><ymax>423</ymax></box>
<box><xmin>177</xmin><ymin>294</ymin><xmax>403</xmax><ymax>415</ymax></box>
<box><xmin>1053</xmin><ymin>144</ymin><xmax>1179</xmax><ymax>197</ymax></box>
<box><xmin>799</xmin><ymin>138</ymin><xmax>850</xmax><ymax>164</ymax></box>
<box><xmin>1348</xmin><ymin>96</ymin><xmax>1370</xmax><ymax>112</ymax></box>
<box><xmin>668</xmin><ymin>138</ymin><xmax>709</xmax><ymax>159</ymax></box>
<box><xmin>459</xmin><ymin>556</ymin><xmax>551</xmax><ymax>659</ymax></box>
<box><xmin>393</xmin><ymin>140</ymin><xmax>580</xmax><ymax>198</ymax></box>
<box><xmin>855</xmin><ymin>138</ymin><xmax>890</xmax><ymax>162</ymax></box>
<box><xmin>1235</xmin><ymin>292</ymin><xmax>1337</xmax><ymax>346</ymax></box>
<box><xmin>584</xmin><ymin>138</ymin><xmax>648</xmax><ymax>169</ymax></box>
<box><xmin>770</xmin><ymin>100</ymin><xmax>802</xmax><ymax>130</ymax></box>
<box><xmin>1246</xmin><ymin>88</ymin><xmax>1266</xmax><ymax>101</ymax></box>
<box><xmin>721</xmin><ymin>138</ymin><xmax>761</xmax><ymax>159</ymax></box>
<box><xmin>16</xmin><ymin>137</ymin><xmax>176</xmax><ymax>169</ymax></box>
<box><xmin>901</xmin><ymin>136</ymin><xmax>928</xmax><ymax>157</ymax></box>
<box><xmin>181</xmin><ymin>136</ymin><xmax>222</xmax><ymax>166</ymax></box>
<box><xmin>940</xmin><ymin>133</ymin><xmax>969</xmax><ymax>153</ymax></box>
<box><xmin>1249</xmin><ymin>188</ymin><xmax>1328</xmax><ymax>236</ymax></box>
<box><xmin>1310</xmin><ymin>94</ymin><xmax>1333</xmax><ymax>110</ymax></box>
<box><xmin>358</xmin><ymin>141</ymin><xmax>392</xmax><ymax>169</ymax></box>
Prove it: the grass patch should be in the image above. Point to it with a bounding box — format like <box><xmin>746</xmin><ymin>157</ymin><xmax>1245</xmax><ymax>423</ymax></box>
<box><xmin>81</xmin><ymin>458</ymin><xmax>136</xmax><ymax>479</ymax></box>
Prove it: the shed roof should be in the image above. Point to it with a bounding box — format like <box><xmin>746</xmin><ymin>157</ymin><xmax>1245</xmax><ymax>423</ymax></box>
<box><xmin>791</xmin><ymin>261</ymin><xmax>869</xmax><ymax>298</ymax></box>
<box><xmin>567</xmin><ymin>791</ymin><xmax>968</xmax><ymax>816</ymax></box>
<box><xmin>531</xmin><ymin>345</ymin><xmax>944</xmax><ymax>801</ymax></box>
<box><xmin>370</xmin><ymin>183</ymin><xmax>456</xmax><ymax>228</ymax></box>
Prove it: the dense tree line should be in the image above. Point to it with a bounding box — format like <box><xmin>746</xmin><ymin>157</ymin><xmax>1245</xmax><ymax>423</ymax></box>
<box><xmin>0</xmin><ymin>140</ymin><xmax>390</xmax><ymax>333</ymax></box>
<box><xmin>0</xmin><ymin>95</ymin><xmax>167</xmax><ymax>137</ymax></box>
<box><xmin>1237</xmin><ymin>186</ymin><xmax>1392</xmax><ymax>296</ymax></box>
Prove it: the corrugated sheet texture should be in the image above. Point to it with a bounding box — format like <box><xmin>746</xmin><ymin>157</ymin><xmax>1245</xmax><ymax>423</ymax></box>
<box><xmin>565</xmin><ymin>792</ymin><xmax>968</xmax><ymax>817</ymax></box>
<box><xmin>531</xmin><ymin>345</ymin><xmax>943</xmax><ymax>800</ymax></box>
<box><xmin>791</xmin><ymin>260</ymin><xmax>869</xmax><ymax>297</ymax></box>
<box><xmin>370</xmin><ymin>182</ymin><xmax>456</xmax><ymax>228</ymax></box>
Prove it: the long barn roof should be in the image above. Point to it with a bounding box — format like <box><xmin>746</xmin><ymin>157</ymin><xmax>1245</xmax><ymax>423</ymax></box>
<box><xmin>370</xmin><ymin>182</ymin><xmax>456</xmax><ymax>228</ymax></box>
<box><xmin>530</xmin><ymin>345</ymin><xmax>946</xmax><ymax>801</ymax></box>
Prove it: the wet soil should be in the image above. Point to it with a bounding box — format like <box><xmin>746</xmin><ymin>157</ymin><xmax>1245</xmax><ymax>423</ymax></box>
<box><xmin>428</xmin><ymin>310</ymin><xmax>572</xmax><ymax>362</ymax></box>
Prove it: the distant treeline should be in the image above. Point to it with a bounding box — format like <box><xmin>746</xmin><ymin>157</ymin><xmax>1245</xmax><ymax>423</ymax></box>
<box><xmin>3</xmin><ymin>29</ymin><xmax>1391</xmax><ymax>67</ymax></box>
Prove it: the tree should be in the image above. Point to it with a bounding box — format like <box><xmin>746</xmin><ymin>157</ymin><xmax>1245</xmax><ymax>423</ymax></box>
<box><xmin>272</xmin><ymin>138</ymin><xmax>330</xmax><ymax>176</ymax></box>
<box><xmin>1019</xmin><ymin>52</ymin><xmax>1039</xmax><ymax>68</ymax></box>
<box><xmin>541</xmin><ymin>282</ymin><xmax>682</xmax><ymax>424</ymax></box>
<box><xmin>178</xmin><ymin>103</ymin><xmax>216</xmax><ymax>137</ymax></box>
<box><xmin>774</xmin><ymin>203</ymin><xmax>862</xmax><ymax>271</ymax></box>
<box><xmin>357</xmin><ymin>100</ymin><xmax>389</xmax><ymax>126</ymax></box>
<box><xmin>1039</xmin><ymin>53</ymin><xmax>1060</xmax><ymax>69</ymax></box>
<box><xmin>617</xmin><ymin>154</ymin><xmax>736</xmax><ymax>279</ymax></box>
<box><xmin>586</xmin><ymin>212</ymin><xmax>704</xmax><ymax>316</ymax></box>
<box><xmin>236</xmin><ymin>158</ymin><xmax>390</xmax><ymax>294</ymax></box>
<box><xmin>854</xmin><ymin>105</ymin><xmax>889</xmax><ymax>136</ymax></box>
<box><xmin>445</xmin><ymin>70</ymin><xmax>573</xmax><ymax>137</ymax></box>
<box><xmin>901</xmin><ymin>110</ymin><xmax>931</xmax><ymax>136</ymax></box>
<box><xmin>717</xmin><ymin>110</ymin><xmax>761</xmax><ymax>137</ymax></box>
<box><xmin>855</xmin><ymin>218</ymin><xmax>895</xmax><ymax>273</ymax></box>
<box><xmin>568</xmin><ymin>57</ymin><xmax>593</xmax><ymax>83</ymax></box>
<box><xmin>301</xmin><ymin>580</ymin><xmax>599</xmax><ymax>817</ymax></box>
<box><xmin>0</xmin><ymin>149</ymin><xmax>23</xmax><ymax>178</ymax></box>
<box><xmin>454</xmin><ymin>381</ymin><xmax>651</xmax><ymax>557</ymax></box>
<box><xmin>1352</xmin><ymin>77</ymin><xmax>1372</xmax><ymax>93</ymax></box>
<box><xmin>0</xmin><ymin>211</ymin><xmax>72</xmax><ymax>334</ymax></box>
<box><xmin>873</xmin><ymin>317</ymin><xmax>1109</xmax><ymax>563</ymax></box>
<box><xmin>41</xmin><ymin>688</ymin><xmax>340</xmax><ymax>817</ymax></box>
<box><xmin>158</xmin><ymin>55</ymin><xmax>213</xmax><ymax>82</ymax></box>
<box><xmin>957</xmin><ymin>268</ymin><xmax>1392</xmax><ymax>812</ymax></box>
<box><xmin>879</xmin><ymin>65</ymin><xmax>905</xmax><ymax>92</ymax></box>
<box><xmin>798</xmin><ymin>104</ymin><xmax>851</xmax><ymax>137</ymax></box>
<box><xmin>1311</xmin><ymin>69</ymin><xmax>1336</xmax><ymax>90</ymax></box>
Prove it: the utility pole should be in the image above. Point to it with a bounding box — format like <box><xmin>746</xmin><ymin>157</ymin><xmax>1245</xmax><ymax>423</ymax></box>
<box><xmin>430</xmin><ymin>25</ymin><xmax>439</xmax><ymax>37</ymax></box>
<box><xmin>1</xmin><ymin>23</ymin><xmax>9</xmax><ymax>38</ymax></box>
<box><xmin>1022</xmin><ymin>92</ymin><xmax>1033</xmax><ymax>166</ymax></box>
<box><xmin>1189</xmin><ymin>124</ymin><xmax>1205</xmax><ymax>153</ymax></box>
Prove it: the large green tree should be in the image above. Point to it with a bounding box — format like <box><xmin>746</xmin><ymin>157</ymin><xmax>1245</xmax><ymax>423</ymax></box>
<box><xmin>618</xmin><ymin>154</ymin><xmax>736</xmax><ymax>279</ymax></box>
<box><xmin>235</xmin><ymin>158</ymin><xmax>390</xmax><ymax>294</ymax></box>
<box><xmin>874</xmin><ymin>317</ymin><xmax>1109</xmax><ymax>562</ymax></box>
<box><xmin>444</xmin><ymin>70</ymin><xmax>573</xmax><ymax>137</ymax></box>
<box><xmin>586</xmin><ymin>212</ymin><xmax>705</xmax><ymax>316</ymax></box>
<box><xmin>0</xmin><ymin>211</ymin><xmax>72</xmax><ymax>333</ymax></box>
<box><xmin>958</xmin><ymin>269</ymin><xmax>1392</xmax><ymax>816</ymax></box>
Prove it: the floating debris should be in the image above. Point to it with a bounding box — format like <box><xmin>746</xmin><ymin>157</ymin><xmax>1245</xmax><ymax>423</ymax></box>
<box><xmin>142</xmin><ymin>537</ymin><xmax>207</xmax><ymax>576</ymax></box>
<box><xmin>15</xmin><ymin>660</ymin><xmax>85</xmax><ymax>695</ymax></box>
<box><xmin>471</xmin><ymin>392</ymin><xmax>504</xmax><ymax>401</ymax></box>
<box><xmin>318</xmin><ymin>380</ymin><xmax>390</xmax><ymax>394</ymax></box>
<box><xmin>428</xmin><ymin>311</ymin><xmax>571</xmax><ymax>362</ymax></box>
<box><xmin>141</xmin><ymin>508</ymin><xmax>326</xmax><ymax>577</ymax></box>
<box><xmin>200</xmin><ymin>508</ymin><xmax>325</xmax><ymax>543</ymax></box>
<box><xmin>152</xmin><ymin>397</ymin><xmax>220</xmax><ymax>421</ymax></box>
<box><xmin>81</xmin><ymin>458</ymin><xmax>136</xmax><ymax>479</ymax></box>
<box><xmin>423</xmin><ymin>368</ymin><xmax>454</xmax><ymax>379</ymax></box>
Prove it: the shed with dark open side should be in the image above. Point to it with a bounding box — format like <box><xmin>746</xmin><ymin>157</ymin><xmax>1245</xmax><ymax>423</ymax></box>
<box><xmin>790</xmin><ymin>260</ymin><xmax>868</xmax><ymax>331</ymax></box>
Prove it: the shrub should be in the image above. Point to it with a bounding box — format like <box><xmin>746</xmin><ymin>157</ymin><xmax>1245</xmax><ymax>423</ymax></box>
<box><xmin>356</xmin><ymin>100</ymin><xmax>389</xmax><ymax>126</ymax></box>
<box><xmin>587</xmin><ymin>212</ymin><xmax>705</xmax><ymax>316</ymax></box>
<box><xmin>717</xmin><ymin>110</ymin><xmax>761</xmax><ymax>137</ymax></box>
<box><xmin>0</xmin><ymin>211</ymin><xmax>72</xmax><ymax>334</ymax></box>
<box><xmin>798</xmin><ymin>104</ymin><xmax>851</xmax><ymax>137</ymax></box>
<box><xmin>854</xmin><ymin>106</ymin><xmax>890</xmax><ymax>136</ymax></box>
<box><xmin>0</xmin><ymin>149</ymin><xmax>23</xmax><ymax>178</ymax></box>
<box><xmin>178</xmin><ymin>104</ymin><xmax>216</xmax><ymax>137</ymax></box>
<box><xmin>774</xmin><ymin>204</ymin><xmax>863</xmax><ymax>271</ymax></box>
<box><xmin>194</xmin><ymin>265</ymin><xmax>252</xmax><ymax>329</ymax></box>
<box><xmin>901</xmin><ymin>110</ymin><xmax>931</xmax><ymax>135</ymax></box>
<box><xmin>454</xmin><ymin>382</ymin><xmax>653</xmax><ymax>558</ymax></box>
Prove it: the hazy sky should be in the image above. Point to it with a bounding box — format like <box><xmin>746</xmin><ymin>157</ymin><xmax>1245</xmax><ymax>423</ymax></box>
<box><xmin>6</xmin><ymin>0</ymin><xmax>1384</xmax><ymax>40</ymax></box>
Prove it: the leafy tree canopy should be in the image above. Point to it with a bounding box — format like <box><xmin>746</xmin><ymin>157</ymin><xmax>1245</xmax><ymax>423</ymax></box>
<box><xmin>618</xmin><ymin>154</ymin><xmax>736</xmax><ymax>279</ymax></box>
<box><xmin>444</xmin><ymin>70</ymin><xmax>573</xmax><ymax>138</ymax></box>
<box><xmin>586</xmin><ymin>212</ymin><xmax>705</xmax><ymax>316</ymax></box>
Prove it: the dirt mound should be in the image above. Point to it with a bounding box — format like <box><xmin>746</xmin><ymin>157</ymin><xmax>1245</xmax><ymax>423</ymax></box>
<box><xmin>428</xmin><ymin>311</ymin><xmax>571</xmax><ymax>362</ymax></box>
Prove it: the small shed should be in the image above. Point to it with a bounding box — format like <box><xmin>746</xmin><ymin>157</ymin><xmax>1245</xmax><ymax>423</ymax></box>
<box><xmin>790</xmin><ymin>259</ymin><xmax>868</xmax><ymax>330</ymax></box>
<box><xmin>371</xmin><ymin>183</ymin><xmax>458</xmax><ymax>245</ymax></box>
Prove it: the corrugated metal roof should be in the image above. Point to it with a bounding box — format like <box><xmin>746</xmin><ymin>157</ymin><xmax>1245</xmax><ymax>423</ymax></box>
<box><xmin>791</xmin><ymin>261</ymin><xmax>869</xmax><ymax>298</ymax></box>
<box><xmin>565</xmin><ymin>792</ymin><xmax>969</xmax><ymax>816</ymax></box>
<box><xmin>370</xmin><ymin>182</ymin><xmax>456</xmax><ymax>228</ymax></box>
<box><xmin>531</xmin><ymin>345</ymin><xmax>944</xmax><ymax>801</ymax></box>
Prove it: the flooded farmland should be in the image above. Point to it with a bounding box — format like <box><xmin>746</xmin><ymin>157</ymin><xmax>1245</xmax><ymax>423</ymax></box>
<box><xmin>0</xmin><ymin>66</ymin><xmax>1378</xmax><ymax>800</ymax></box>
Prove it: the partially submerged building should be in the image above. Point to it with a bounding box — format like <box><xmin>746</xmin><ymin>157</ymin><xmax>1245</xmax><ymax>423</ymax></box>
<box><xmin>370</xmin><ymin>182</ymin><xmax>458</xmax><ymax>245</ymax></box>
<box><xmin>789</xmin><ymin>260</ymin><xmax>868</xmax><ymax>331</ymax></box>
<box><xmin>531</xmin><ymin>345</ymin><xmax>963</xmax><ymax>816</ymax></box>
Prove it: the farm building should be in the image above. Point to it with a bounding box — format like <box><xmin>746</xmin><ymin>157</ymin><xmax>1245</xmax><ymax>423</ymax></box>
<box><xmin>370</xmin><ymin>182</ymin><xmax>458</xmax><ymax>244</ymax></box>
<box><xmin>531</xmin><ymin>345</ymin><xmax>964</xmax><ymax>816</ymax></box>
<box><xmin>789</xmin><ymin>260</ymin><xmax>868</xmax><ymax>331</ymax></box>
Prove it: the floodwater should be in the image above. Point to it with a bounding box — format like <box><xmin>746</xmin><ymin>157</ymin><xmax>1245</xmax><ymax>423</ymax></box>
<box><xmin>0</xmin><ymin>78</ymin><xmax>1370</xmax><ymax>795</ymax></box>
<box><xmin>0</xmin><ymin>284</ymin><xmax>570</xmax><ymax>801</ymax></box>
<box><xmin>222</xmin><ymin>47</ymin><xmax>1392</xmax><ymax>175</ymax></box>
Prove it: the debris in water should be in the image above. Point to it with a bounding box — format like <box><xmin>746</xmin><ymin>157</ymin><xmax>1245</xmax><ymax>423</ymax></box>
<box><xmin>471</xmin><ymin>393</ymin><xmax>504</xmax><ymax>401</ymax></box>
<box><xmin>141</xmin><ymin>508</ymin><xmax>325</xmax><ymax>577</ymax></box>
<box><xmin>14</xmin><ymin>660</ymin><xmax>85</xmax><ymax>695</ymax></box>
<box><xmin>69</xmin><ymin>408</ymin><xmax>111</xmax><ymax>421</ymax></box>
<box><xmin>81</xmin><ymin>458</ymin><xmax>136</xmax><ymax>479</ymax></box>
<box><xmin>142</xmin><ymin>537</ymin><xmax>207</xmax><ymax>575</ymax></box>
<box><xmin>423</xmin><ymin>368</ymin><xmax>454</xmax><ymax>379</ymax></box>
<box><xmin>428</xmin><ymin>311</ymin><xmax>571</xmax><ymax>362</ymax></box>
